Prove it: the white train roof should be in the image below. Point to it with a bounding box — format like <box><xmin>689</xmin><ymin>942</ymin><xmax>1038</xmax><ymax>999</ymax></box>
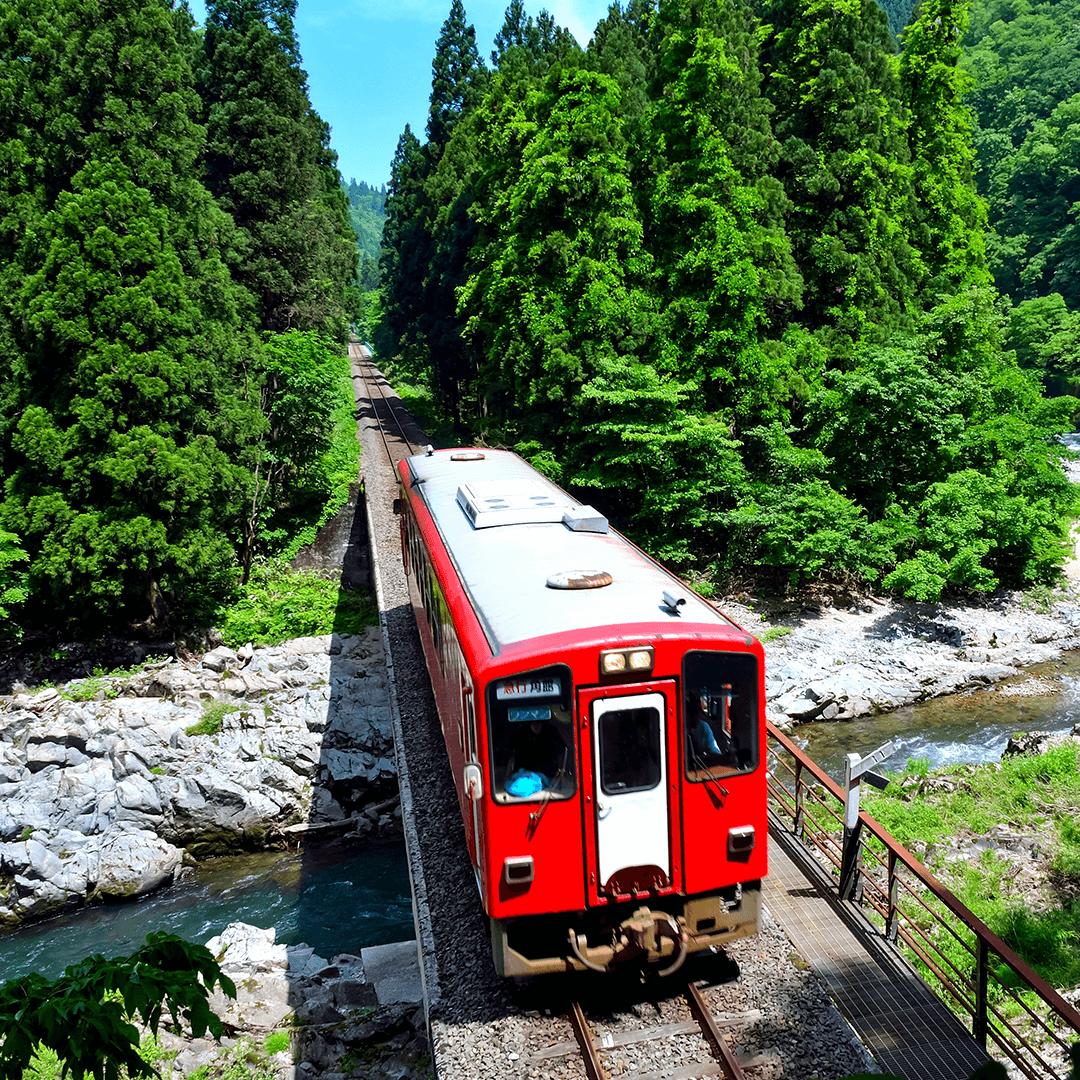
<box><xmin>404</xmin><ymin>449</ymin><xmax>741</xmax><ymax>654</ymax></box>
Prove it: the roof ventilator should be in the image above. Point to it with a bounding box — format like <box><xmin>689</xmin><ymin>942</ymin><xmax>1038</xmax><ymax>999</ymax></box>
<box><xmin>561</xmin><ymin>507</ymin><xmax>608</xmax><ymax>533</ymax></box>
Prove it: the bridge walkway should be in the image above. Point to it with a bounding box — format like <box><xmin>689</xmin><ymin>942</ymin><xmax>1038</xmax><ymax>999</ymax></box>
<box><xmin>764</xmin><ymin>813</ymin><xmax>992</xmax><ymax>1080</ymax></box>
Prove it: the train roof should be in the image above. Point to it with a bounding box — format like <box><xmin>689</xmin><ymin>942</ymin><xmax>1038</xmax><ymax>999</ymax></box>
<box><xmin>403</xmin><ymin>449</ymin><xmax>744</xmax><ymax>654</ymax></box>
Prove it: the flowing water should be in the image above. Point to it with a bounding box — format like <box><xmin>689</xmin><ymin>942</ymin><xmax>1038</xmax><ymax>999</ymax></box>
<box><xmin>795</xmin><ymin>652</ymin><xmax>1080</xmax><ymax>783</ymax></box>
<box><xmin>0</xmin><ymin>836</ymin><xmax>413</xmax><ymax>984</ymax></box>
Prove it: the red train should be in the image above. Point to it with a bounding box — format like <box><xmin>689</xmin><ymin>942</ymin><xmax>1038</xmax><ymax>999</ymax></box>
<box><xmin>396</xmin><ymin>449</ymin><xmax>767</xmax><ymax>976</ymax></box>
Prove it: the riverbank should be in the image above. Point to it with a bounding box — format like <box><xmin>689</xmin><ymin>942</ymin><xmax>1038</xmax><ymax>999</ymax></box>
<box><xmin>127</xmin><ymin>922</ymin><xmax>428</xmax><ymax>1080</ymax></box>
<box><xmin>0</xmin><ymin>628</ymin><xmax>402</xmax><ymax>929</ymax></box>
<box><xmin>718</xmin><ymin>584</ymin><xmax>1080</xmax><ymax>728</ymax></box>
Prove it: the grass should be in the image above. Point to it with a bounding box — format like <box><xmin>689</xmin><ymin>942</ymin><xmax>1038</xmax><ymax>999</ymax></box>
<box><xmin>185</xmin><ymin>1036</ymin><xmax>281</xmax><ymax>1080</ymax></box>
<box><xmin>262</xmin><ymin>1032</ymin><xmax>289</xmax><ymax>1055</ymax></box>
<box><xmin>58</xmin><ymin>658</ymin><xmax>169</xmax><ymax>701</ymax></box>
<box><xmin>760</xmin><ymin>625</ymin><xmax>793</xmax><ymax>643</ymax></box>
<box><xmin>213</xmin><ymin>561</ymin><xmax>379</xmax><ymax>649</ymax></box>
<box><xmin>185</xmin><ymin>700</ymin><xmax>241</xmax><ymax>737</ymax></box>
<box><xmin>861</xmin><ymin>744</ymin><xmax>1080</xmax><ymax>992</ymax></box>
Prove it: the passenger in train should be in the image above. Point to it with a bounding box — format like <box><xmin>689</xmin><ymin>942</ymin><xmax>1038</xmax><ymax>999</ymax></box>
<box><xmin>506</xmin><ymin>717</ymin><xmax>566</xmax><ymax>796</ymax></box>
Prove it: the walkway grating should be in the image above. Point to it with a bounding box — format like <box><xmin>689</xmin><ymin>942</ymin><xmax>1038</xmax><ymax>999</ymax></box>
<box><xmin>764</xmin><ymin>813</ymin><xmax>992</xmax><ymax>1080</ymax></box>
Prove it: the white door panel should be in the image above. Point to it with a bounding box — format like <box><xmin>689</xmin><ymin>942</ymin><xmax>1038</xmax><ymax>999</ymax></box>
<box><xmin>592</xmin><ymin>693</ymin><xmax>669</xmax><ymax>890</ymax></box>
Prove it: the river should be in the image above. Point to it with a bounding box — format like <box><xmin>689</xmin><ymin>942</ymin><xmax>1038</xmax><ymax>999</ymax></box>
<box><xmin>0</xmin><ymin>836</ymin><xmax>414</xmax><ymax>984</ymax></box>
<box><xmin>796</xmin><ymin>651</ymin><xmax>1080</xmax><ymax>782</ymax></box>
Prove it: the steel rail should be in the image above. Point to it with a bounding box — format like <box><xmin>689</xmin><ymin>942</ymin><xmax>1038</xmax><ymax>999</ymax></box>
<box><xmin>686</xmin><ymin>983</ymin><xmax>747</xmax><ymax>1080</ymax></box>
<box><xmin>350</xmin><ymin>344</ymin><xmax>422</xmax><ymax>467</ymax></box>
<box><xmin>569</xmin><ymin>1001</ymin><xmax>608</xmax><ymax>1080</ymax></box>
<box><xmin>566</xmin><ymin>986</ymin><xmax>750</xmax><ymax>1080</ymax></box>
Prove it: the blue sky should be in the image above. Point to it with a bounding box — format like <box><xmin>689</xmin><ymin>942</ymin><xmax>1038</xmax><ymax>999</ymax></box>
<box><xmin>188</xmin><ymin>0</ymin><xmax>613</xmax><ymax>188</ymax></box>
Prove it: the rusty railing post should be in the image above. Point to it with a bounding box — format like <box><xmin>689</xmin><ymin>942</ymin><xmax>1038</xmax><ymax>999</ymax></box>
<box><xmin>886</xmin><ymin>847</ymin><xmax>899</xmax><ymax>942</ymax></box>
<box><xmin>974</xmin><ymin>937</ymin><xmax>989</xmax><ymax>1049</ymax></box>
<box><xmin>794</xmin><ymin>759</ymin><xmax>804</xmax><ymax>839</ymax></box>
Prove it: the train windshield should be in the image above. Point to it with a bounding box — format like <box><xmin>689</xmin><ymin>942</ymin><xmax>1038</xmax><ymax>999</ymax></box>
<box><xmin>487</xmin><ymin>664</ymin><xmax>576</xmax><ymax>803</ymax></box>
<box><xmin>683</xmin><ymin>651</ymin><xmax>759</xmax><ymax>780</ymax></box>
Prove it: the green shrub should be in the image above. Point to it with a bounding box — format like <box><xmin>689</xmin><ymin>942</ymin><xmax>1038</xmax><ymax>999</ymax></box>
<box><xmin>0</xmin><ymin>933</ymin><xmax>234</xmax><ymax>1080</ymax></box>
<box><xmin>215</xmin><ymin>562</ymin><xmax>378</xmax><ymax>648</ymax></box>
<box><xmin>186</xmin><ymin>701</ymin><xmax>240</xmax><ymax>737</ymax></box>
<box><xmin>0</xmin><ymin>530</ymin><xmax>28</xmax><ymax>635</ymax></box>
<box><xmin>262</xmin><ymin>1031</ymin><xmax>289</xmax><ymax>1055</ymax></box>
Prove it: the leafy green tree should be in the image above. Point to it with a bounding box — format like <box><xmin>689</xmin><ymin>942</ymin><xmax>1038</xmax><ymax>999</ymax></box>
<box><xmin>239</xmin><ymin>330</ymin><xmax>353</xmax><ymax>579</ymax></box>
<box><xmin>342</xmin><ymin>179</ymin><xmax>387</xmax><ymax>263</ymax></box>
<box><xmin>761</xmin><ymin>0</ymin><xmax>919</xmax><ymax>349</ymax></box>
<box><xmin>1008</xmin><ymin>293</ymin><xmax>1080</xmax><ymax>392</ymax></box>
<box><xmin>197</xmin><ymin>0</ymin><xmax>357</xmax><ymax>338</ymax></box>
<box><xmin>570</xmin><ymin>357</ymin><xmax>749</xmax><ymax>564</ymax></box>
<box><xmin>962</xmin><ymin>0</ymin><xmax>1080</xmax><ymax>146</ymax></box>
<box><xmin>883</xmin><ymin>464</ymin><xmax>1068</xmax><ymax>599</ymax></box>
<box><xmin>808</xmin><ymin>339</ymin><xmax>970</xmax><ymax>516</ymax></box>
<box><xmin>899</xmin><ymin>0</ymin><xmax>992</xmax><ymax>296</ymax></box>
<box><xmin>0</xmin><ymin>934</ymin><xmax>235</xmax><ymax>1080</ymax></box>
<box><xmin>989</xmin><ymin>94</ymin><xmax>1080</xmax><ymax>304</ymax></box>
<box><xmin>0</xmin><ymin>530</ymin><xmax>28</xmax><ymax>631</ymax></box>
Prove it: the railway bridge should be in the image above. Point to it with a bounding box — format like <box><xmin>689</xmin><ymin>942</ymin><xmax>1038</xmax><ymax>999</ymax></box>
<box><xmin>349</xmin><ymin>344</ymin><xmax>1080</xmax><ymax>1080</ymax></box>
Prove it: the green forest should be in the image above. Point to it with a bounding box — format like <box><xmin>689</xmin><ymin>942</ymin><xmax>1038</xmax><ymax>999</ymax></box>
<box><xmin>376</xmin><ymin>0</ymin><xmax>1080</xmax><ymax>604</ymax></box>
<box><xmin>0</xmin><ymin>0</ymin><xmax>360</xmax><ymax>633</ymax></box>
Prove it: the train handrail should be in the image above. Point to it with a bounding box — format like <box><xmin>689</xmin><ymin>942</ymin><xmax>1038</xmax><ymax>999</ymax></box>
<box><xmin>766</xmin><ymin>720</ymin><xmax>1080</xmax><ymax>1080</ymax></box>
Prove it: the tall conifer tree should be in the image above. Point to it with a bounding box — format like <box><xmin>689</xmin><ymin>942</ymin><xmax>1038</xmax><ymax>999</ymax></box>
<box><xmin>377</xmin><ymin>126</ymin><xmax>431</xmax><ymax>370</ymax></box>
<box><xmin>421</xmin><ymin>1</ymin><xmax>487</xmax><ymax>422</ymax></box>
<box><xmin>196</xmin><ymin>0</ymin><xmax>356</xmax><ymax>338</ymax></box>
<box><xmin>645</xmin><ymin>0</ymin><xmax>800</xmax><ymax>416</ymax></box>
<box><xmin>0</xmin><ymin>0</ymin><xmax>257</xmax><ymax>622</ymax></box>
<box><xmin>761</xmin><ymin>0</ymin><xmax>918</xmax><ymax>350</ymax></box>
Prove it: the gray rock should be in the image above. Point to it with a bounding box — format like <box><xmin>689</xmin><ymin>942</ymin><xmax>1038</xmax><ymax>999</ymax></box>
<box><xmin>94</xmin><ymin>830</ymin><xmax>182</xmax><ymax>897</ymax></box>
<box><xmin>202</xmin><ymin>646</ymin><xmax>239</xmax><ymax>673</ymax></box>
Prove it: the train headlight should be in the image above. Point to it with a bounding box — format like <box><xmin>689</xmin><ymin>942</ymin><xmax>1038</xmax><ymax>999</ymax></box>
<box><xmin>600</xmin><ymin>646</ymin><xmax>654</xmax><ymax>677</ymax></box>
<box><xmin>601</xmin><ymin>651</ymin><xmax>626</xmax><ymax>674</ymax></box>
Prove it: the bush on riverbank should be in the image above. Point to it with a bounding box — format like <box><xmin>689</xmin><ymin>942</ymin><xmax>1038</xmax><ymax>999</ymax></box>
<box><xmin>212</xmin><ymin>562</ymin><xmax>379</xmax><ymax>649</ymax></box>
<box><xmin>863</xmin><ymin>744</ymin><xmax>1080</xmax><ymax>989</ymax></box>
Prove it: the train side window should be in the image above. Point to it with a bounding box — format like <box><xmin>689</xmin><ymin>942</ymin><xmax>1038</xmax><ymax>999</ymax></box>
<box><xmin>683</xmin><ymin>651</ymin><xmax>759</xmax><ymax>780</ymax></box>
<box><xmin>487</xmin><ymin>665</ymin><xmax>575</xmax><ymax>803</ymax></box>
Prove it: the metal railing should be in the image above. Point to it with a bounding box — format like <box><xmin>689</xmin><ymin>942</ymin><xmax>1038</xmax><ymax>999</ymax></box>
<box><xmin>766</xmin><ymin>720</ymin><xmax>1080</xmax><ymax>1080</ymax></box>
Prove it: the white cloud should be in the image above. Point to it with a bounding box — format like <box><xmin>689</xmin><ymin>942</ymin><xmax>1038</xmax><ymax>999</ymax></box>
<box><xmin>551</xmin><ymin>0</ymin><xmax>610</xmax><ymax>45</ymax></box>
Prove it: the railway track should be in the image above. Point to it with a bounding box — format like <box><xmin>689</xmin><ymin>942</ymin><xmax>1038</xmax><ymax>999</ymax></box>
<box><xmin>350</xmin><ymin>342</ymin><xmax>425</xmax><ymax>466</ymax></box>
<box><xmin>560</xmin><ymin>983</ymin><xmax>750</xmax><ymax>1080</ymax></box>
<box><xmin>353</xmin><ymin>349</ymin><xmax>879</xmax><ymax>1080</ymax></box>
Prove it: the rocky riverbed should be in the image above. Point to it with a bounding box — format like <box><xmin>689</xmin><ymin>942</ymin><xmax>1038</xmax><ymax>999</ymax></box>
<box><xmin>0</xmin><ymin>628</ymin><xmax>399</xmax><ymax>928</ymax></box>
<box><xmin>721</xmin><ymin>585</ymin><xmax>1080</xmax><ymax>728</ymax></box>
<box><xmin>145</xmin><ymin>921</ymin><xmax>428</xmax><ymax>1080</ymax></box>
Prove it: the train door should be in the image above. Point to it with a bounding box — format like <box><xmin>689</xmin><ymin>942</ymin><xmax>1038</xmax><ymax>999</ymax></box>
<box><xmin>580</xmin><ymin>683</ymin><xmax>677</xmax><ymax>898</ymax></box>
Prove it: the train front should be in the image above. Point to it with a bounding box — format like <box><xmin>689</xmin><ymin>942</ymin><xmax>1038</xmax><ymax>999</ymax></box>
<box><xmin>480</xmin><ymin>624</ymin><xmax>767</xmax><ymax>977</ymax></box>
